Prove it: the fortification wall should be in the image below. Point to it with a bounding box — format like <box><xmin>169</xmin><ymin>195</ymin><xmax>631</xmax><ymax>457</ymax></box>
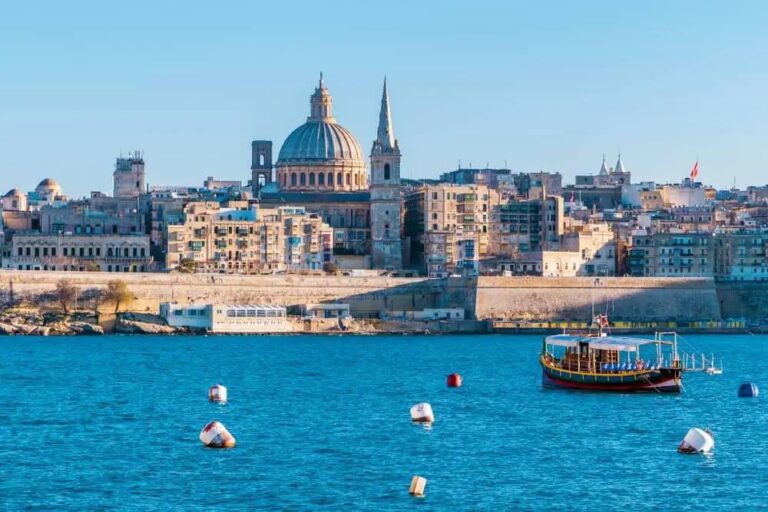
<box><xmin>716</xmin><ymin>282</ymin><xmax>768</xmax><ymax>320</ymax></box>
<box><xmin>0</xmin><ymin>270</ymin><xmax>473</xmax><ymax>318</ymax></box>
<box><xmin>476</xmin><ymin>276</ymin><xmax>722</xmax><ymax>322</ymax></box>
<box><xmin>3</xmin><ymin>271</ymin><xmax>764</xmax><ymax>323</ymax></box>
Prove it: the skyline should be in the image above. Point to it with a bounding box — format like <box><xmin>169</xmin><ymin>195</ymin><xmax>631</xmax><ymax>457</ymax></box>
<box><xmin>2</xmin><ymin>1</ymin><xmax>768</xmax><ymax>196</ymax></box>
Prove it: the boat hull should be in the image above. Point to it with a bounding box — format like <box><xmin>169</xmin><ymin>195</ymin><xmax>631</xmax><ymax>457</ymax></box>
<box><xmin>541</xmin><ymin>364</ymin><xmax>682</xmax><ymax>393</ymax></box>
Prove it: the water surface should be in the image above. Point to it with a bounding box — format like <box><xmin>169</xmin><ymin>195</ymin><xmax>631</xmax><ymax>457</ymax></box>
<box><xmin>1</xmin><ymin>334</ymin><xmax>766</xmax><ymax>510</ymax></box>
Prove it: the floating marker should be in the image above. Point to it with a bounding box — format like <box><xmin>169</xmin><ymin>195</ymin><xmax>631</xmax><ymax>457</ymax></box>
<box><xmin>677</xmin><ymin>427</ymin><xmax>714</xmax><ymax>454</ymax></box>
<box><xmin>446</xmin><ymin>373</ymin><xmax>463</xmax><ymax>388</ymax></box>
<box><xmin>409</xmin><ymin>475</ymin><xmax>427</xmax><ymax>496</ymax></box>
<box><xmin>410</xmin><ymin>403</ymin><xmax>434</xmax><ymax>423</ymax></box>
<box><xmin>208</xmin><ymin>384</ymin><xmax>228</xmax><ymax>403</ymax></box>
<box><xmin>738</xmin><ymin>382</ymin><xmax>759</xmax><ymax>398</ymax></box>
<box><xmin>199</xmin><ymin>420</ymin><xmax>236</xmax><ymax>448</ymax></box>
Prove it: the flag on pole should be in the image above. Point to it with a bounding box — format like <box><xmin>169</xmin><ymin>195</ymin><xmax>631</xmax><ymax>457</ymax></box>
<box><xmin>690</xmin><ymin>161</ymin><xmax>699</xmax><ymax>180</ymax></box>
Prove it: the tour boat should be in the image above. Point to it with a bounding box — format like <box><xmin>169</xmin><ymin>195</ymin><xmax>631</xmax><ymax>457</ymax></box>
<box><xmin>540</xmin><ymin>317</ymin><xmax>682</xmax><ymax>393</ymax></box>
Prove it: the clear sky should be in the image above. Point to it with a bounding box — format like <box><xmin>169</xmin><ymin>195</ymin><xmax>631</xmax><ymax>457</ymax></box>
<box><xmin>1</xmin><ymin>0</ymin><xmax>767</xmax><ymax>196</ymax></box>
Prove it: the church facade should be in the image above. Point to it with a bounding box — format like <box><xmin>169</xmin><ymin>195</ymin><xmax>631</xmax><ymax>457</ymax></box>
<box><xmin>256</xmin><ymin>76</ymin><xmax>403</xmax><ymax>270</ymax></box>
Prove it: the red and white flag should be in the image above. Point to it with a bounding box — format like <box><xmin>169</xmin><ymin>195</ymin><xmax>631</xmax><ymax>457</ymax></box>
<box><xmin>690</xmin><ymin>161</ymin><xmax>699</xmax><ymax>180</ymax></box>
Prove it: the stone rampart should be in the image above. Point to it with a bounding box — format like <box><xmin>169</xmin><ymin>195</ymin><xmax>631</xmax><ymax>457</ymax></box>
<box><xmin>476</xmin><ymin>276</ymin><xmax>722</xmax><ymax>322</ymax></box>
<box><xmin>2</xmin><ymin>271</ymin><xmax>764</xmax><ymax>323</ymax></box>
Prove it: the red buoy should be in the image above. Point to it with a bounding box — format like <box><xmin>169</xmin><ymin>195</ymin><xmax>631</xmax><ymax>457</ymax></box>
<box><xmin>446</xmin><ymin>373</ymin><xmax>462</xmax><ymax>388</ymax></box>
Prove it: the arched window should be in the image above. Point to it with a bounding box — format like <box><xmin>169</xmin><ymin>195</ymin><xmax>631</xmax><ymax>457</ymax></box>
<box><xmin>346</xmin><ymin>173</ymin><xmax>351</xmax><ymax>186</ymax></box>
<box><xmin>259</xmin><ymin>154</ymin><xmax>265</xmax><ymax>166</ymax></box>
<box><xmin>300</xmin><ymin>173</ymin><xmax>306</xmax><ymax>186</ymax></box>
<box><xmin>328</xmin><ymin>172</ymin><xmax>333</xmax><ymax>187</ymax></box>
<box><xmin>309</xmin><ymin>173</ymin><xmax>315</xmax><ymax>186</ymax></box>
<box><xmin>318</xmin><ymin>173</ymin><xmax>325</xmax><ymax>186</ymax></box>
<box><xmin>384</xmin><ymin>163</ymin><xmax>391</xmax><ymax>180</ymax></box>
<box><xmin>354</xmin><ymin>174</ymin><xmax>359</xmax><ymax>186</ymax></box>
<box><xmin>337</xmin><ymin>173</ymin><xmax>342</xmax><ymax>185</ymax></box>
<box><xmin>291</xmin><ymin>173</ymin><xmax>297</xmax><ymax>186</ymax></box>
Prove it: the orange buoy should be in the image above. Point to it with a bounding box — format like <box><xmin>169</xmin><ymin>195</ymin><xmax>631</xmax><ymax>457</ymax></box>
<box><xmin>199</xmin><ymin>420</ymin><xmax>236</xmax><ymax>448</ymax></box>
<box><xmin>446</xmin><ymin>373</ymin><xmax>462</xmax><ymax>388</ymax></box>
<box><xmin>208</xmin><ymin>384</ymin><xmax>227</xmax><ymax>403</ymax></box>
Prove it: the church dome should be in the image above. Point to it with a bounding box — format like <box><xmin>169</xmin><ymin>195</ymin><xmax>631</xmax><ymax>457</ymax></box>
<box><xmin>4</xmin><ymin>188</ymin><xmax>25</xmax><ymax>198</ymax></box>
<box><xmin>36</xmin><ymin>178</ymin><xmax>62</xmax><ymax>194</ymax></box>
<box><xmin>278</xmin><ymin>121</ymin><xmax>363</xmax><ymax>164</ymax></box>
<box><xmin>275</xmin><ymin>75</ymin><xmax>368</xmax><ymax>192</ymax></box>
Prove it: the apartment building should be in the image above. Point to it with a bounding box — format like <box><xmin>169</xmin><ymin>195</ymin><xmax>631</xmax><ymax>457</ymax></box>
<box><xmin>165</xmin><ymin>202</ymin><xmax>333</xmax><ymax>273</ymax></box>
<box><xmin>404</xmin><ymin>183</ymin><xmax>500</xmax><ymax>275</ymax></box>
<box><xmin>3</xmin><ymin>233</ymin><xmax>152</xmax><ymax>272</ymax></box>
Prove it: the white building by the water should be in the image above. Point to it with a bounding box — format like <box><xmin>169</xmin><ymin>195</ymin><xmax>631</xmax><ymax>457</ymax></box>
<box><xmin>160</xmin><ymin>303</ymin><xmax>293</xmax><ymax>333</ymax></box>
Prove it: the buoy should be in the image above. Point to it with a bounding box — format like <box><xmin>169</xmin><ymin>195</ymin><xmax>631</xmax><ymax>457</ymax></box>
<box><xmin>410</xmin><ymin>403</ymin><xmax>434</xmax><ymax>423</ymax></box>
<box><xmin>738</xmin><ymin>382</ymin><xmax>759</xmax><ymax>398</ymax></box>
<box><xmin>677</xmin><ymin>427</ymin><xmax>714</xmax><ymax>454</ymax></box>
<box><xmin>208</xmin><ymin>384</ymin><xmax>228</xmax><ymax>403</ymax></box>
<box><xmin>409</xmin><ymin>475</ymin><xmax>427</xmax><ymax>497</ymax></box>
<box><xmin>199</xmin><ymin>420</ymin><xmax>236</xmax><ymax>448</ymax></box>
<box><xmin>446</xmin><ymin>373</ymin><xmax>462</xmax><ymax>388</ymax></box>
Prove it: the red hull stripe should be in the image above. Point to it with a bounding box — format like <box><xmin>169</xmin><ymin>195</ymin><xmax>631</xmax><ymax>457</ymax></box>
<box><xmin>542</xmin><ymin>372</ymin><xmax>680</xmax><ymax>392</ymax></box>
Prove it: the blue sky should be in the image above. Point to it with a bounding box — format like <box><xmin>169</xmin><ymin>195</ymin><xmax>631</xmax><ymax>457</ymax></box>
<box><xmin>1</xmin><ymin>0</ymin><xmax>767</xmax><ymax>196</ymax></box>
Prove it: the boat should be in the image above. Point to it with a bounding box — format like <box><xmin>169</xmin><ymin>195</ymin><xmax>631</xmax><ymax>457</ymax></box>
<box><xmin>540</xmin><ymin>317</ymin><xmax>682</xmax><ymax>393</ymax></box>
<box><xmin>704</xmin><ymin>354</ymin><xmax>723</xmax><ymax>375</ymax></box>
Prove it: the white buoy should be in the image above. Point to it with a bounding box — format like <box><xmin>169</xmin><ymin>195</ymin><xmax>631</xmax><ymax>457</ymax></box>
<box><xmin>208</xmin><ymin>384</ymin><xmax>228</xmax><ymax>403</ymax></box>
<box><xmin>410</xmin><ymin>403</ymin><xmax>434</xmax><ymax>423</ymax></box>
<box><xmin>199</xmin><ymin>420</ymin><xmax>236</xmax><ymax>448</ymax></box>
<box><xmin>677</xmin><ymin>427</ymin><xmax>714</xmax><ymax>454</ymax></box>
<box><xmin>409</xmin><ymin>475</ymin><xmax>427</xmax><ymax>496</ymax></box>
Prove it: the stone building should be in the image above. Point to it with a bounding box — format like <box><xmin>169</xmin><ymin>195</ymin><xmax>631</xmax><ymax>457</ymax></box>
<box><xmin>258</xmin><ymin>76</ymin><xmax>405</xmax><ymax>265</ymax></box>
<box><xmin>275</xmin><ymin>75</ymin><xmax>367</xmax><ymax>193</ymax></box>
<box><xmin>3</xmin><ymin>233</ymin><xmax>152</xmax><ymax>272</ymax></box>
<box><xmin>165</xmin><ymin>201</ymin><xmax>333</xmax><ymax>273</ymax></box>
<box><xmin>113</xmin><ymin>152</ymin><xmax>145</xmax><ymax>198</ymax></box>
<box><xmin>369</xmin><ymin>79</ymin><xmax>403</xmax><ymax>270</ymax></box>
<box><xmin>713</xmin><ymin>231</ymin><xmax>768</xmax><ymax>281</ymax></box>
<box><xmin>628</xmin><ymin>231</ymin><xmax>715</xmax><ymax>277</ymax></box>
<box><xmin>404</xmin><ymin>183</ymin><xmax>500</xmax><ymax>274</ymax></box>
<box><xmin>489</xmin><ymin>195</ymin><xmax>564</xmax><ymax>255</ymax></box>
<box><xmin>2</xmin><ymin>189</ymin><xmax>28</xmax><ymax>212</ymax></box>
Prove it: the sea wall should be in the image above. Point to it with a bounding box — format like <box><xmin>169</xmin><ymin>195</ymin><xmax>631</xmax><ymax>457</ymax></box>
<box><xmin>475</xmin><ymin>276</ymin><xmax>723</xmax><ymax>322</ymax></box>
<box><xmin>1</xmin><ymin>270</ymin><xmax>764</xmax><ymax>323</ymax></box>
<box><xmin>0</xmin><ymin>270</ymin><xmax>473</xmax><ymax>318</ymax></box>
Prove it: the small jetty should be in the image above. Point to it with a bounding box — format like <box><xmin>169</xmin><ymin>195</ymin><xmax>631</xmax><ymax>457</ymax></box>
<box><xmin>681</xmin><ymin>353</ymin><xmax>723</xmax><ymax>375</ymax></box>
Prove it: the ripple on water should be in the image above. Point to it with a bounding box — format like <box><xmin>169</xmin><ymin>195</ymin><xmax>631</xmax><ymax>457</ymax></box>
<box><xmin>1</xmin><ymin>334</ymin><xmax>766</xmax><ymax>510</ymax></box>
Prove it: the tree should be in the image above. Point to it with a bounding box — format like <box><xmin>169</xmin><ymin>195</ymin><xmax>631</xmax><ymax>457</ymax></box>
<box><xmin>179</xmin><ymin>258</ymin><xmax>198</xmax><ymax>273</ymax></box>
<box><xmin>55</xmin><ymin>279</ymin><xmax>77</xmax><ymax>314</ymax></box>
<box><xmin>105</xmin><ymin>280</ymin><xmax>133</xmax><ymax>313</ymax></box>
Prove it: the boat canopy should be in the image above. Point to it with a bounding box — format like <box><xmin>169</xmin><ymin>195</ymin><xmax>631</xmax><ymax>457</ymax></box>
<box><xmin>545</xmin><ymin>334</ymin><xmax>665</xmax><ymax>352</ymax></box>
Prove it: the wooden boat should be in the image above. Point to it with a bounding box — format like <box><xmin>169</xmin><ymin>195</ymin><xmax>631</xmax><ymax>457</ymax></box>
<box><xmin>540</xmin><ymin>322</ymin><xmax>682</xmax><ymax>393</ymax></box>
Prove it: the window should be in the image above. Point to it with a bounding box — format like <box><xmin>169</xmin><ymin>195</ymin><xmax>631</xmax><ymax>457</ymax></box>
<box><xmin>291</xmin><ymin>173</ymin><xmax>297</xmax><ymax>186</ymax></box>
<box><xmin>300</xmin><ymin>173</ymin><xmax>306</xmax><ymax>186</ymax></box>
<box><xmin>309</xmin><ymin>173</ymin><xmax>315</xmax><ymax>186</ymax></box>
<box><xmin>384</xmin><ymin>163</ymin><xmax>391</xmax><ymax>180</ymax></box>
<box><xmin>318</xmin><ymin>173</ymin><xmax>325</xmax><ymax>186</ymax></box>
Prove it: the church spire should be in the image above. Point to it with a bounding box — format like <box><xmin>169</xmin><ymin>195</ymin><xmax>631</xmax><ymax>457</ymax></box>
<box><xmin>615</xmin><ymin>153</ymin><xmax>626</xmax><ymax>174</ymax></box>
<box><xmin>599</xmin><ymin>154</ymin><xmax>609</xmax><ymax>175</ymax></box>
<box><xmin>377</xmin><ymin>77</ymin><xmax>395</xmax><ymax>149</ymax></box>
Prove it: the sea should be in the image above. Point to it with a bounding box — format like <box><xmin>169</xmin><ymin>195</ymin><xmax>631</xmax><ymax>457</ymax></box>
<box><xmin>1</xmin><ymin>334</ymin><xmax>766</xmax><ymax>511</ymax></box>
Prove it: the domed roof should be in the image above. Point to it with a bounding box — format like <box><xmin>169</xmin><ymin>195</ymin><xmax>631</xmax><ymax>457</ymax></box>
<box><xmin>278</xmin><ymin>121</ymin><xmax>363</xmax><ymax>164</ymax></box>
<box><xmin>36</xmin><ymin>178</ymin><xmax>61</xmax><ymax>192</ymax></box>
<box><xmin>4</xmin><ymin>188</ymin><xmax>25</xmax><ymax>198</ymax></box>
<box><xmin>277</xmin><ymin>75</ymin><xmax>364</xmax><ymax>166</ymax></box>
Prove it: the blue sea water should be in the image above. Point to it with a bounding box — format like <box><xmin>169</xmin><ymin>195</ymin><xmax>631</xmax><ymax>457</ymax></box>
<box><xmin>1</xmin><ymin>334</ymin><xmax>767</xmax><ymax>511</ymax></box>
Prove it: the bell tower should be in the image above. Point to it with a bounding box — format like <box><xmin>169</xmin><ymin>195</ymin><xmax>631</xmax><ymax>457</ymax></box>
<box><xmin>370</xmin><ymin>78</ymin><xmax>403</xmax><ymax>270</ymax></box>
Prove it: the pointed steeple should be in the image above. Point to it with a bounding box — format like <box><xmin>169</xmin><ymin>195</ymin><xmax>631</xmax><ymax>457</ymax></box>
<box><xmin>376</xmin><ymin>77</ymin><xmax>395</xmax><ymax>149</ymax></box>
<box><xmin>615</xmin><ymin>153</ymin><xmax>626</xmax><ymax>174</ymax></box>
<box><xmin>599</xmin><ymin>154</ymin><xmax>609</xmax><ymax>175</ymax></box>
